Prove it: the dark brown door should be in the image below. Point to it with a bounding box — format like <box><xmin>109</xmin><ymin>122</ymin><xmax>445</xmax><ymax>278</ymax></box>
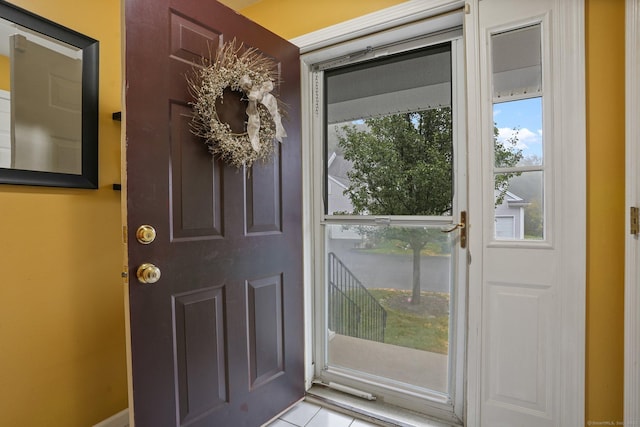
<box><xmin>124</xmin><ymin>1</ymin><xmax>303</xmax><ymax>426</ymax></box>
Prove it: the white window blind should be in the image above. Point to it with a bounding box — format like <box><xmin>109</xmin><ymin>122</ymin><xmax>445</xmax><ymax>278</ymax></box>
<box><xmin>491</xmin><ymin>25</ymin><xmax>541</xmax><ymax>99</ymax></box>
<box><xmin>326</xmin><ymin>45</ymin><xmax>451</xmax><ymax>124</ymax></box>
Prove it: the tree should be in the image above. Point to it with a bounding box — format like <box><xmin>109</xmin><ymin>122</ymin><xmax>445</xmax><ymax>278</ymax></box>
<box><xmin>508</xmin><ymin>154</ymin><xmax>544</xmax><ymax>239</ymax></box>
<box><xmin>338</xmin><ymin>108</ymin><xmax>521</xmax><ymax>304</ymax></box>
<box><xmin>494</xmin><ymin>126</ymin><xmax>524</xmax><ymax>205</ymax></box>
<box><xmin>523</xmin><ymin>198</ymin><xmax>543</xmax><ymax>238</ymax></box>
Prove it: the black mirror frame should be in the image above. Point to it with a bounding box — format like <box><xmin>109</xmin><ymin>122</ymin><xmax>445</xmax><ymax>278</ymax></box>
<box><xmin>0</xmin><ymin>0</ymin><xmax>99</xmax><ymax>189</ymax></box>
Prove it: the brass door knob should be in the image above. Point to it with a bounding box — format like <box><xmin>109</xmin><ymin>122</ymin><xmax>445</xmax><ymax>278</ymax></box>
<box><xmin>137</xmin><ymin>263</ymin><xmax>161</xmax><ymax>284</ymax></box>
<box><xmin>136</xmin><ymin>225</ymin><xmax>157</xmax><ymax>244</ymax></box>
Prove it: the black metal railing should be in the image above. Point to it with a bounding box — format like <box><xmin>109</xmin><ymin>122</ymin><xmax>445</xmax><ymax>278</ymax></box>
<box><xmin>327</xmin><ymin>252</ymin><xmax>387</xmax><ymax>342</ymax></box>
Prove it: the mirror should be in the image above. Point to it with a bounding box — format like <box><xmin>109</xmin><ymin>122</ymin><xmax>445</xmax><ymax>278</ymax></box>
<box><xmin>0</xmin><ymin>0</ymin><xmax>98</xmax><ymax>188</ymax></box>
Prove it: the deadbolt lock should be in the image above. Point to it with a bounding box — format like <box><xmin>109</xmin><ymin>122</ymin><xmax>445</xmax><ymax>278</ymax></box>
<box><xmin>137</xmin><ymin>263</ymin><xmax>161</xmax><ymax>284</ymax></box>
<box><xmin>136</xmin><ymin>225</ymin><xmax>157</xmax><ymax>244</ymax></box>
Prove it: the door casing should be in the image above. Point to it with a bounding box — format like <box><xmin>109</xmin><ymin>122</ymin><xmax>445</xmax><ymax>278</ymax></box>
<box><xmin>625</xmin><ymin>0</ymin><xmax>640</xmax><ymax>422</ymax></box>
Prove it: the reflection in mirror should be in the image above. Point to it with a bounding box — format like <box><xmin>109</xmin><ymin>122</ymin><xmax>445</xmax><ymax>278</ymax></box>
<box><xmin>0</xmin><ymin>1</ymin><xmax>98</xmax><ymax>188</ymax></box>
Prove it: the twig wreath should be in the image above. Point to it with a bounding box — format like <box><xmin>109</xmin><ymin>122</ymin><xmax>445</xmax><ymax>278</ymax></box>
<box><xmin>187</xmin><ymin>39</ymin><xmax>286</xmax><ymax>169</ymax></box>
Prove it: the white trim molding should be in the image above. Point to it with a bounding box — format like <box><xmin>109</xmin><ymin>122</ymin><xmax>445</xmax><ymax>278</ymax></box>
<box><xmin>625</xmin><ymin>0</ymin><xmax>640</xmax><ymax>424</ymax></box>
<box><xmin>290</xmin><ymin>0</ymin><xmax>464</xmax><ymax>54</ymax></box>
<box><xmin>555</xmin><ymin>1</ymin><xmax>587</xmax><ymax>425</ymax></box>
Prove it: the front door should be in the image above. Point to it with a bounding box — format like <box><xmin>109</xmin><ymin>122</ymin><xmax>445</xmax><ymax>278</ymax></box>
<box><xmin>123</xmin><ymin>1</ymin><xmax>303</xmax><ymax>426</ymax></box>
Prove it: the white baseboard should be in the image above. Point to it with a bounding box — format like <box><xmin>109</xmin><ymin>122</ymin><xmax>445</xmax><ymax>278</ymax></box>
<box><xmin>93</xmin><ymin>408</ymin><xmax>129</xmax><ymax>427</ymax></box>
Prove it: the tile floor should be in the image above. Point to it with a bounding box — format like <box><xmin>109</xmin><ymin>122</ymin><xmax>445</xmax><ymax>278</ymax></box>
<box><xmin>265</xmin><ymin>400</ymin><xmax>378</xmax><ymax>427</ymax></box>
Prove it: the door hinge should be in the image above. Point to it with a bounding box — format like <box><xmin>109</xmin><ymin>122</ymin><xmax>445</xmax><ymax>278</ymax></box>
<box><xmin>122</xmin><ymin>225</ymin><xmax>128</xmax><ymax>244</ymax></box>
<box><xmin>632</xmin><ymin>207</ymin><xmax>639</xmax><ymax>235</ymax></box>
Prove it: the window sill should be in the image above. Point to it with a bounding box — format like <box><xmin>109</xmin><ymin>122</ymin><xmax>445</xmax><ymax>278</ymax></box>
<box><xmin>306</xmin><ymin>385</ymin><xmax>461</xmax><ymax>427</ymax></box>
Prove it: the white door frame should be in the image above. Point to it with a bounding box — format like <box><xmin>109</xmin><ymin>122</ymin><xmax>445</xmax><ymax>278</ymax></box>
<box><xmin>625</xmin><ymin>0</ymin><xmax>640</xmax><ymax>422</ymax></box>
<box><xmin>292</xmin><ymin>0</ymin><xmax>585</xmax><ymax>425</ymax></box>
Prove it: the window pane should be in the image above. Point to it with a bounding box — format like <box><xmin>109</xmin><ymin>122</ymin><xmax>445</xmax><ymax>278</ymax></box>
<box><xmin>325</xmin><ymin>44</ymin><xmax>454</xmax><ymax>216</ymax></box>
<box><xmin>325</xmin><ymin>223</ymin><xmax>454</xmax><ymax>393</ymax></box>
<box><xmin>494</xmin><ymin>171</ymin><xmax>544</xmax><ymax>240</ymax></box>
<box><xmin>326</xmin><ymin>110</ymin><xmax>453</xmax><ymax>216</ymax></box>
<box><xmin>493</xmin><ymin>98</ymin><xmax>543</xmax><ymax>167</ymax></box>
<box><xmin>492</xmin><ymin>24</ymin><xmax>542</xmax><ymax>99</ymax></box>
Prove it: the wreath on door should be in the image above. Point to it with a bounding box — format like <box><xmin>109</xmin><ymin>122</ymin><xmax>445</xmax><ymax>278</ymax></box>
<box><xmin>187</xmin><ymin>39</ymin><xmax>287</xmax><ymax>169</ymax></box>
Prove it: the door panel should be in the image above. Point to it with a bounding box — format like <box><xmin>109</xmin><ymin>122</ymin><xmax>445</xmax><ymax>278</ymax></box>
<box><xmin>173</xmin><ymin>286</ymin><xmax>228</xmax><ymax>424</ymax></box>
<box><xmin>124</xmin><ymin>0</ymin><xmax>303</xmax><ymax>425</ymax></box>
<box><xmin>485</xmin><ymin>282</ymin><xmax>551</xmax><ymax>413</ymax></box>
<box><xmin>169</xmin><ymin>101</ymin><xmax>225</xmax><ymax>240</ymax></box>
<box><xmin>247</xmin><ymin>275</ymin><xmax>284</xmax><ymax>388</ymax></box>
<box><xmin>246</xmin><ymin>152</ymin><xmax>282</xmax><ymax>234</ymax></box>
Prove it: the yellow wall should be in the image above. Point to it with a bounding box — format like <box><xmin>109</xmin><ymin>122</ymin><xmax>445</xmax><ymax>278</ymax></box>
<box><xmin>0</xmin><ymin>55</ymin><xmax>9</xmax><ymax>91</ymax></box>
<box><xmin>0</xmin><ymin>0</ymin><xmax>127</xmax><ymax>426</ymax></box>
<box><xmin>585</xmin><ymin>0</ymin><xmax>625</xmax><ymax>423</ymax></box>
<box><xmin>241</xmin><ymin>0</ymin><xmax>406</xmax><ymax>40</ymax></box>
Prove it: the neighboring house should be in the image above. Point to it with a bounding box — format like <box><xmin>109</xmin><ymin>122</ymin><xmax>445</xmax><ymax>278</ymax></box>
<box><xmin>494</xmin><ymin>190</ymin><xmax>530</xmax><ymax>239</ymax></box>
<box><xmin>326</xmin><ymin>151</ymin><xmax>353</xmax><ymax>215</ymax></box>
<box><xmin>327</xmin><ymin>151</ymin><xmax>362</xmax><ymax>241</ymax></box>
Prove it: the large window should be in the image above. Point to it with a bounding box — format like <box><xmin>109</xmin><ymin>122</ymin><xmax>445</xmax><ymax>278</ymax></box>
<box><xmin>313</xmin><ymin>36</ymin><xmax>467</xmax><ymax>419</ymax></box>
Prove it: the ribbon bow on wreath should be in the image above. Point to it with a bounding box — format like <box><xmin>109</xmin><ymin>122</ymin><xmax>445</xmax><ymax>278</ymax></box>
<box><xmin>240</xmin><ymin>75</ymin><xmax>287</xmax><ymax>152</ymax></box>
<box><xmin>187</xmin><ymin>40</ymin><xmax>288</xmax><ymax>170</ymax></box>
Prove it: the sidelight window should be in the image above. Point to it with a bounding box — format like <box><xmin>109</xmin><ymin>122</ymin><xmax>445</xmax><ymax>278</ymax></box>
<box><xmin>491</xmin><ymin>24</ymin><xmax>546</xmax><ymax>241</ymax></box>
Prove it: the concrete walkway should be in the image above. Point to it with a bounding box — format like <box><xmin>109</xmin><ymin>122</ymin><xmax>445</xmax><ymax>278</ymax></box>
<box><xmin>328</xmin><ymin>334</ymin><xmax>449</xmax><ymax>393</ymax></box>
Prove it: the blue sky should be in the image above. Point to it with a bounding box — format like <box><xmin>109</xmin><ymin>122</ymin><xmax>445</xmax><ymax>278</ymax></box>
<box><xmin>493</xmin><ymin>97</ymin><xmax>543</xmax><ymax>160</ymax></box>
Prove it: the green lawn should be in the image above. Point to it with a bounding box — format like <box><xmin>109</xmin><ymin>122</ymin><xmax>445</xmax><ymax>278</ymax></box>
<box><xmin>359</xmin><ymin>238</ymin><xmax>449</xmax><ymax>257</ymax></box>
<box><xmin>368</xmin><ymin>288</ymin><xmax>449</xmax><ymax>354</ymax></box>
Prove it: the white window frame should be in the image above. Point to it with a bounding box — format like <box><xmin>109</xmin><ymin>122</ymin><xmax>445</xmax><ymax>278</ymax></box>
<box><xmin>486</xmin><ymin>16</ymin><xmax>551</xmax><ymax>248</ymax></box>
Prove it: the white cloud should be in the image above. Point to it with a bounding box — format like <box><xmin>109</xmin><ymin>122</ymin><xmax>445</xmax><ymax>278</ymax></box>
<box><xmin>496</xmin><ymin>127</ymin><xmax>542</xmax><ymax>151</ymax></box>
